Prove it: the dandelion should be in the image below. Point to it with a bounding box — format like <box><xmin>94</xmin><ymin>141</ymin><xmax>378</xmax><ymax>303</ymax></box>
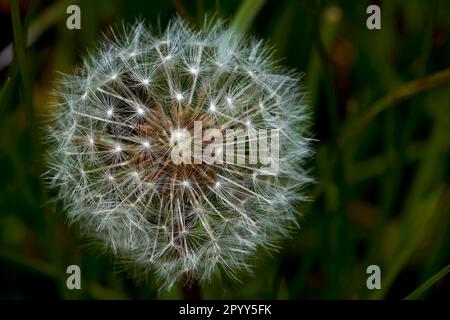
<box><xmin>46</xmin><ymin>17</ymin><xmax>312</xmax><ymax>289</ymax></box>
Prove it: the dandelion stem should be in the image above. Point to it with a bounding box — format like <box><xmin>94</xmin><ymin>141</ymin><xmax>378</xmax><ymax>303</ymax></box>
<box><xmin>181</xmin><ymin>275</ymin><xmax>202</xmax><ymax>300</ymax></box>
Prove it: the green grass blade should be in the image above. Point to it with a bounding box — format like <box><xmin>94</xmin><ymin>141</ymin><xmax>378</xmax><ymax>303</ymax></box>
<box><xmin>306</xmin><ymin>6</ymin><xmax>341</xmax><ymax>109</ymax></box>
<box><xmin>371</xmin><ymin>188</ymin><xmax>443</xmax><ymax>299</ymax></box>
<box><xmin>341</xmin><ymin>67</ymin><xmax>450</xmax><ymax>144</ymax></box>
<box><xmin>11</xmin><ymin>0</ymin><xmax>63</xmax><ymax>289</ymax></box>
<box><xmin>0</xmin><ymin>77</ymin><xmax>11</xmax><ymax>115</ymax></box>
<box><xmin>404</xmin><ymin>263</ymin><xmax>450</xmax><ymax>300</ymax></box>
<box><xmin>11</xmin><ymin>0</ymin><xmax>36</xmax><ymax>133</ymax></box>
<box><xmin>230</xmin><ymin>0</ymin><xmax>266</xmax><ymax>33</ymax></box>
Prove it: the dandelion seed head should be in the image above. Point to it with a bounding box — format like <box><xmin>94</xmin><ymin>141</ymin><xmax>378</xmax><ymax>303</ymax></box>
<box><xmin>46</xmin><ymin>17</ymin><xmax>312</xmax><ymax>290</ymax></box>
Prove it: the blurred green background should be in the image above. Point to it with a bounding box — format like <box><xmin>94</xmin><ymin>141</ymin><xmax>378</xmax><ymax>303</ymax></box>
<box><xmin>0</xmin><ymin>0</ymin><xmax>449</xmax><ymax>299</ymax></box>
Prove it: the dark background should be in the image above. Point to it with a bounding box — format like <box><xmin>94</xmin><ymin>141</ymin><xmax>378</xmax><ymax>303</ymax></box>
<box><xmin>0</xmin><ymin>0</ymin><xmax>449</xmax><ymax>299</ymax></box>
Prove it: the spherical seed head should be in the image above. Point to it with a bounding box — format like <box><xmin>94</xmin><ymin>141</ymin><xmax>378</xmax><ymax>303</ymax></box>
<box><xmin>47</xmin><ymin>18</ymin><xmax>312</xmax><ymax>289</ymax></box>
